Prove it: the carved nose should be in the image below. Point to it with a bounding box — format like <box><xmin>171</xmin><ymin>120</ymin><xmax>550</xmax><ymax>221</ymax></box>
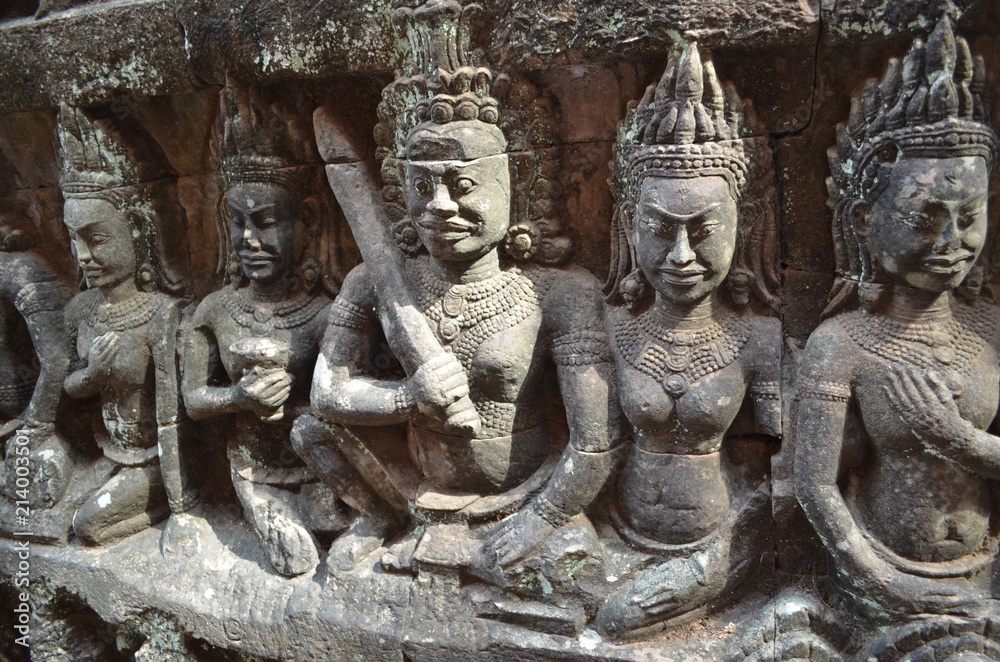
<box><xmin>74</xmin><ymin>240</ymin><xmax>92</xmax><ymax>263</ymax></box>
<box><xmin>667</xmin><ymin>225</ymin><xmax>696</xmax><ymax>265</ymax></box>
<box><xmin>933</xmin><ymin>213</ymin><xmax>962</xmax><ymax>252</ymax></box>
<box><xmin>427</xmin><ymin>182</ymin><xmax>459</xmax><ymax>217</ymax></box>
<box><xmin>243</xmin><ymin>226</ymin><xmax>262</xmax><ymax>251</ymax></box>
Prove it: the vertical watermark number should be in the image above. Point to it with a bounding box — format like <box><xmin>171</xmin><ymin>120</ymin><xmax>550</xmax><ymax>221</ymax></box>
<box><xmin>9</xmin><ymin>430</ymin><xmax>33</xmax><ymax>648</ymax></box>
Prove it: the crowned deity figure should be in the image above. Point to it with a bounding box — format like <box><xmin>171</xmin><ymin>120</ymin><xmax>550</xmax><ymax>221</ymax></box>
<box><xmin>296</xmin><ymin>0</ymin><xmax>623</xmax><ymax>591</ymax></box>
<box><xmin>181</xmin><ymin>81</ymin><xmax>340</xmax><ymax>577</ymax></box>
<box><xmin>796</xmin><ymin>16</ymin><xmax>1000</xmax><ymax>617</ymax></box>
<box><xmin>57</xmin><ymin>103</ymin><xmax>196</xmax><ymax>545</ymax></box>
<box><xmin>593</xmin><ymin>42</ymin><xmax>782</xmax><ymax>638</ymax></box>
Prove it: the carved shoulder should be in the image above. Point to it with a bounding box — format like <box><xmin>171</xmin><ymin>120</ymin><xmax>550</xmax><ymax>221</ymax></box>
<box><xmin>337</xmin><ymin>263</ymin><xmax>376</xmax><ymax>310</ymax></box>
<box><xmin>189</xmin><ymin>288</ymin><xmax>229</xmax><ymax>330</ymax></box>
<box><xmin>798</xmin><ymin>315</ymin><xmax>857</xmax><ymax>391</ymax></box>
<box><xmin>64</xmin><ymin>289</ymin><xmax>102</xmax><ymax>327</ymax></box>
<box><xmin>537</xmin><ymin>264</ymin><xmax>605</xmax><ymax>338</ymax></box>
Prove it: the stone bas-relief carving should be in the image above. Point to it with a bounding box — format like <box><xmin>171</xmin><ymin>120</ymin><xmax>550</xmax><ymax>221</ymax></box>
<box><xmin>57</xmin><ymin>103</ymin><xmax>196</xmax><ymax>547</ymax></box>
<box><xmin>596</xmin><ymin>41</ymin><xmax>781</xmax><ymax>639</ymax></box>
<box><xmin>299</xmin><ymin>0</ymin><xmax>623</xmax><ymax>613</ymax></box>
<box><xmin>0</xmin><ymin>201</ymin><xmax>73</xmax><ymax>517</ymax></box>
<box><xmin>3</xmin><ymin>1</ymin><xmax>1000</xmax><ymax>660</ymax></box>
<box><xmin>796</xmin><ymin>16</ymin><xmax>1000</xmax><ymax>619</ymax></box>
<box><xmin>181</xmin><ymin>80</ymin><xmax>341</xmax><ymax>577</ymax></box>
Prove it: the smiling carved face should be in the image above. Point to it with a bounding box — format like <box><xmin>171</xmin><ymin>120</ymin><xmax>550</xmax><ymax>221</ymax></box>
<box><xmin>633</xmin><ymin>175</ymin><xmax>739</xmax><ymax>307</ymax></box>
<box><xmin>867</xmin><ymin>155</ymin><xmax>989</xmax><ymax>293</ymax></box>
<box><xmin>404</xmin><ymin>120</ymin><xmax>511</xmax><ymax>264</ymax></box>
<box><xmin>228</xmin><ymin>182</ymin><xmax>297</xmax><ymax>284</ymax></box>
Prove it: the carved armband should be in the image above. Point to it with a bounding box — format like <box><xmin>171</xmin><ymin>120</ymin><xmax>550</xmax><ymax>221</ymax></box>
<box><xmin>328</xmin><ymin>297</ymin><xmax>369</xmax><ymax>332</ymax></box>
<box><xmin>15</xmin><ymin>281</ymin><xmax>64</xmax><ymax>317</ymax></box>
<box><xmin>551</xmin><ymin>329</ymin><xmax>610</xmax><ymax>367</ymax></box>
<box><xmin>749</xmin><ymin>379</ymin><xmax>780</xmax><ymax>402</ymax></box>
<box><xmin>797</xmin><ymin>379</ymin><xmax>851</xmax><ymax>403</ymax></box>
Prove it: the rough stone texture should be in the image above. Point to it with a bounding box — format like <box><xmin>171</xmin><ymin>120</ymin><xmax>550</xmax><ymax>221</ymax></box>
<box><xmin>0</xmin><ymin>0</ymin><xmax>999</xmax><ymax>660</ymax></box>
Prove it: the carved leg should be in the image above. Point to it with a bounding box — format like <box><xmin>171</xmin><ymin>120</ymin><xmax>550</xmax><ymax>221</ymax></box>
<box><xmin>72</xmin><ymin>464</ymin><xmax>169</xmax><ymax>546</ymax></box>
<box><xmin>290</xmin><ymin>415</ymin><xmax>400</xmax><ymax>573</ymax></box>
<box><xmin>594</xmin><ymin>484</ymin><xmax>770</xmax><ymax>640</ymax></box>
<box><xmin>230</xmin><ymin>469</ymin><xmax>319</xmax><ymax>577</ymax></box>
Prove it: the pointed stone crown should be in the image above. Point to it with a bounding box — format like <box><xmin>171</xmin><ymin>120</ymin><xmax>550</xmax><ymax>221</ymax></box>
<box><xmin>614</xmin><ymin>42</ymin><xmax>763</xmax><ymax>199</ymax></box>
<box><xmin>829</xmin><ymin>15</ymin><xmax>998</xmax><ymax>208</ymax></box>
<box><xmin>218</xmin><ymin>79</ymin><xmax>321</xmax><ymax>194</ymax></box>
<box><xmin>57</xmin><ymin>102</ymin><xmax>163</xmax><ymax>198</ymax></box>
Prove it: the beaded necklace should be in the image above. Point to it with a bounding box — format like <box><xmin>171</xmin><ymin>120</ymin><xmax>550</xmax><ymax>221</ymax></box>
<box><xmin>840</xmin><ymin>300</ymin><xmax>996</xmax><ymax>382</ymax></box>
<box><xmin>613</xmin><ymin>306</ymin><xmax>751</xmax><ymax>398</ymax></box>
<box><xmin>85</xmin><ymin>291</ymin><xmax>162</xmax><ymax>332</ymax></box>
<box><xmin>410</xmin><ymin>258</ymin><xmax>553</xmax><ymax>370</ymax></box>
<box><xmin>223</xmin><ymin>285</ymin><xmax>328</xmax><ymax>337</ymax></box>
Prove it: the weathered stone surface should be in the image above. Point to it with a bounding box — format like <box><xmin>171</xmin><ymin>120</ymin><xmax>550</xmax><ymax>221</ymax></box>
<box><xmin>0</xmin><ymin>0</ymin><xmax>999</xmax><ymax>660</ymax></box>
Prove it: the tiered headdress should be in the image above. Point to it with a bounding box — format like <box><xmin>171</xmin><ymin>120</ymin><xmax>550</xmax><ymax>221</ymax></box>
<box><xmin>57</xmin><ymin>103</ymin><xmax>165</xmax><ymax>206</ymax></box>
<box><xmin>375</xmin><ymin>0</ymin><xmax>570</xmax><ymax>264</ymax></box>
<box><xmin>218</xmin><ymin>79</ymin><xmax>321</xmax><ymax>197</ymax></box>
<box><xmin>825</xmin><ymin>16</ymin><xmax>999</xmax><ymax>314</ymax></box>
<box><xmin>57</xmin><ymin>103</ymin><xmax>175</xmax><ymax>293</ymax></box>
<box><xmin>606</xmin><ymin>42</ymin><xmax>778</xmax><ymax>311</ymax></box>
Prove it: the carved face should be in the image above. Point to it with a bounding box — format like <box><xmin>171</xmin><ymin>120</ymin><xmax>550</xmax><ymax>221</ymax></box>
<box><xmin>63</xmin><ymin>197</ymin><xmax>138</xmax><ymax>292</ymax></box>
<box><xmin>633</xmin><ymin>175</ymin><xmax>739</xmax><ymax>306</ymax></box>
<box><xmin>228</xmin><ymin>182</ymin><xmax>297</xmax><ymax>284</ymax></box>
<box><xmin>867</xmin><ymin>155</ymin><xmax>989</xmax><ymax>292</ymax></box>
<box><xmin>406</xmin><ymin>153</ymin><xmax>511</xmax><ymax>263</ymax></box>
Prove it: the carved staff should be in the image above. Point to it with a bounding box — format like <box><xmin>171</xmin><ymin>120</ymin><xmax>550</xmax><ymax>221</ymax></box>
<box><xmin>314</xmin><ymin>107</ymin><xmax>482</xmax><ymax>436</ymax></box>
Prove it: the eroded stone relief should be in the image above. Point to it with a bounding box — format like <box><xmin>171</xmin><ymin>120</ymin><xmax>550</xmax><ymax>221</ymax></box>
<box><xmin>0</xmin><ymin>1</ymin><xmax>999</xmax><ymax>661</ymax></box>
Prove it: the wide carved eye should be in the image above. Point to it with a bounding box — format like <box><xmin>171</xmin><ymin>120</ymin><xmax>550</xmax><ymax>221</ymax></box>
<box><xmin>231</xmin><ymin>215</ymin><xmax>245</xmax><ymax>228</ymax></box>
<box><xmin>413</xmin><ymin>178</ymin><xmax>432</xmax><ymax>196</ymax></box>
<box><xmin>455</xmin><ymin>177</ymin><xmax>477</xmax><ymax>195</ymax></box>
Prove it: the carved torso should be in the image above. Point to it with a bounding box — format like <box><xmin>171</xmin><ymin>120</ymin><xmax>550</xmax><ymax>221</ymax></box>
<box><xmin>67</xmin><ymin>289</ymin><xmax>177</xmax><ymax>465</ymax></box>
<box><xmin>813</xmin><ymin>300</ymin><xmax>1000</xmax><ymax>563</ymax></box>
<box><xmin>609</xmin><ymin>303</ymin><xmax>779</xmax><ymax>543</ymax></box>
<box><xmin>192</xmin><ymin>284</ymin><xmax>331</xmax><ymax>471</ymax></box>
<box><xmin>339</xmin><ymin>257</ymin><xmax>603</xmax><ymax>495</ymax></box>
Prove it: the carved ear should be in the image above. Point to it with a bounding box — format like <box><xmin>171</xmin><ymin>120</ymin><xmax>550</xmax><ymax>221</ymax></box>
<box><xmin>849</xmin><ymin>199</ymin><xmax>871</xmax><ymax>238</ymax></box>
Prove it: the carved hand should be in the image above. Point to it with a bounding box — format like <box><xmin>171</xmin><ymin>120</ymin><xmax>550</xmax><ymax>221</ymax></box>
<box><xmin>235</xmin><ymin>367</ymin><xmax>294</xmax><ymax>416</ymax></box>
<box><xmin>483</xmin><ymin>508</ymin><xmax>555</xmax><ymax>568</ymax></box>
<box><xmin>882</xmin><ymin>366</ymin><xmax>975</xmax><ymax>450</ymax></box>
<box><xmin>87</xmin><ymin>332</ymin><xmax>119</xmax><ymax>379</ymax></box>
<box><xmin>403</xmin><ymin>353</ymin><xmax>471</xmax><ymax>420</ymax></box>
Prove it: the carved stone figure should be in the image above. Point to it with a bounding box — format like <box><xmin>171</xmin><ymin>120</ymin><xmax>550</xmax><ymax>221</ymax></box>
<box><xmin>0</xmin><ymin>201</ymin><xmax>74</xmax><ymax>510</ymax></box>
<box><xmin>181</xmin><ymin>81</ymin><xmax>339</xmax><ymax>577</ymax></box>
<box><xmin>299</xmin><ymin>0</ymin><xmax>623</xmax><ymax>592</ymax></box>
<box><xmin>796</xmin><ymin>16</ymin><xmax>1000</xmax><ymax>618</ymax></box>
<box><xmin>593</xmin><ymin>42</ymin><xmax>782</xmax><ymax>638</ymax></box>
<box><xmin>57</xmin><ymin>103</ymin><xmax>196</xmax><ymax>545</ymax></box>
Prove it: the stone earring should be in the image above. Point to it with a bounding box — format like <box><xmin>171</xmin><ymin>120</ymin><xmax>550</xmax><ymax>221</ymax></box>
<box><xmin>727</xmin><ymin>267</ymin><xmax>753</xmax><ymax>307</ymax></box>
<box><xmin>504</xmin><ymin>223</ymin><xmax>539</xmax><ymax>261</ymax></box>
<box><xmin>137</xmin><ymin>262</ymin><xmax>156</xmax><ymax>291</ymax></box>
<box><xmin>621</xmin><ymin>269</ymin><xmax>648</xmax><ymax>312</ymax></box>
<box><xmin>392</xmin><ymin>218</ymin><xmax>423</xmax><ymax>256</ymax></box>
